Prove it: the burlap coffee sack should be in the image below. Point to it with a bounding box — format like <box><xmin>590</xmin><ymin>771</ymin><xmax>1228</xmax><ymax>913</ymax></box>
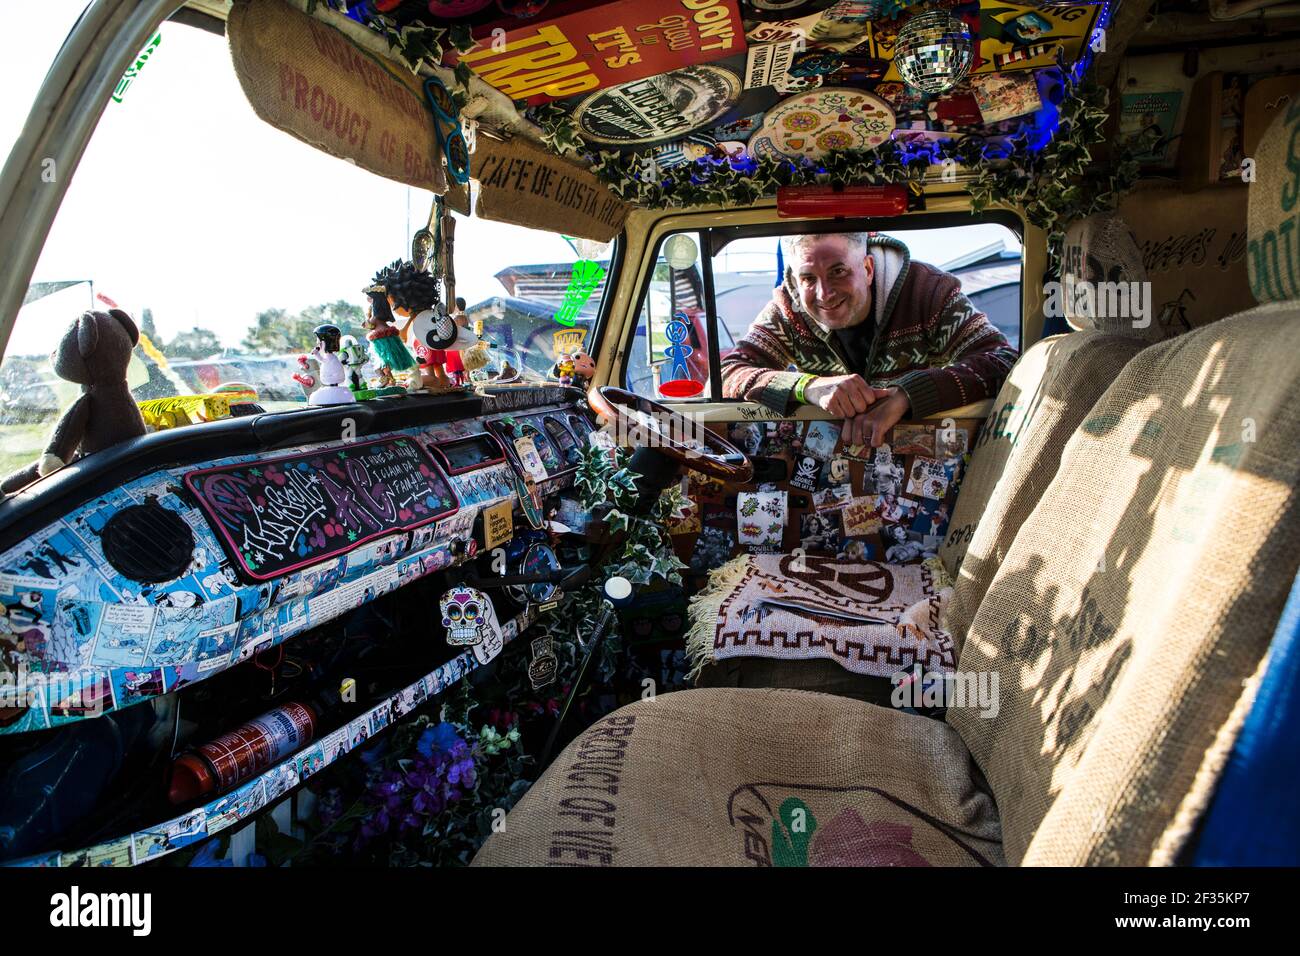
<box><xmin>228</xmin><ymin>0</ymin><xmax>446</xmax><ymax>193</ymax></box>
<box><xmin>1246</xmin><ymin>103</ymin><xmax>1300</xmax><ymax>305</ymax></box>
<box><xmin>950</xmin><ymin>307</ymin><xmax>1300</xmax><ymax>865</ymax></box>
<box><xmin>940</xmin><ymin>331</ymin><xmax>1147</xmax><ymax>641</ymax></box>
<box><xmin>473</xmin><ymin>687</ymin><xmax>1003</xmax><ymax>866</ymax></box>
<box><xmin>1059</xmin><ymin>213</ymin><xmax>1162</xmax><ymax>338</ymax></box>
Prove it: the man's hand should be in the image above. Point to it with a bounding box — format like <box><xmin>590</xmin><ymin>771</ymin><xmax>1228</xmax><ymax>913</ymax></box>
<box><xmin>844</xmin><ymin>387</ymin><xmax>910</xmax><ymax>447</ymax></box>
<box><xmin>803</xmin><ymin>374</ymin><xmax>890</xmax><ymax>418</ymax></box>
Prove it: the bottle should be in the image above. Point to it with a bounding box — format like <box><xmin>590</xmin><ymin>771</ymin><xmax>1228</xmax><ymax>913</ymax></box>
<box><xmin>168</xmin><ymin>697</ymin><xmax>324</xmax><ymax>805</ymax></box>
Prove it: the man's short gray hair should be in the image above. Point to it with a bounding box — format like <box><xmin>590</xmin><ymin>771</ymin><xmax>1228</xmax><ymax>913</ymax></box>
<box><xmin>781</xmin><ymin>232</ymin><xmax>871</xmax><ymax>261</ymax></box>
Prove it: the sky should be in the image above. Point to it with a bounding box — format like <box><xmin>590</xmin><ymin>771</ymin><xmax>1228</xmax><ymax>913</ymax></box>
<box><xmin>1</xmin><ymin>2</ymin><xmax>1017</xmax><ymax>361</ymax></box>
<box><xmin>0</xmin><ymin>3</ymin><xmax>580</xmax><ymax>358</ymax></box>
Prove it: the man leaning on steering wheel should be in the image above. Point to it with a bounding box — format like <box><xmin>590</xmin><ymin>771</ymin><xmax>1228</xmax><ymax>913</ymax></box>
<box><xmin>721</xmin><ymin>232</ymin><xmax>1018</xmax><ymax>448</ymax></box>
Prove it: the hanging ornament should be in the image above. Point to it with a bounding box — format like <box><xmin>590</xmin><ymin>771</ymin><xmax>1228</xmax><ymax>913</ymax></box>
<box><xmin>893</xmin><ymin>10</ymin><xmax>974</xmax><ymax>96</ymax></box>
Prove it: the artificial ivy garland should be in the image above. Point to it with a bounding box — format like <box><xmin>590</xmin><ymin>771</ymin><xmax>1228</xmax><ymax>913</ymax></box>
<box><xmin>533</xmin><ymin>56</ymin><xmax>1138</xmax><ymax>276</ymax></box>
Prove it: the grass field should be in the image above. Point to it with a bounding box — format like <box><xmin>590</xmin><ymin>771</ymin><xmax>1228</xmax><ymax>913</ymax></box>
<box><xmin>0</xmin><ymin>423</ymin><xmax>50</xmax><ymax>477</ymax></box>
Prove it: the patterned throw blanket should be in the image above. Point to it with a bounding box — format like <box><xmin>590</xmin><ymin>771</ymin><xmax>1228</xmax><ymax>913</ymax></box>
<box><xmin>686</xmin><ymin>554</ymin><xmax>956</xmax><ymax>679</ymax></box>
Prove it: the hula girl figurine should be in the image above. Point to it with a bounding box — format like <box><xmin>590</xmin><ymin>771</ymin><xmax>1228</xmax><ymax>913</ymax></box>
<box><xmin>363</xmin><ymin>275</ymin><xmax>418</xmax><ymax>386</ymax></box>
<box><xmin>372</xmin><ymin>259</ymin><xmax>478</xmax><ymax>392</ymax></box>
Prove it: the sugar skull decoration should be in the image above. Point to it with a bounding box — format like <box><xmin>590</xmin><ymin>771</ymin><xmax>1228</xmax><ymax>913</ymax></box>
<box><xmin>440</xmin><ymin>586</ymin><xmax>500</xmax><ymax>647</ymax></box>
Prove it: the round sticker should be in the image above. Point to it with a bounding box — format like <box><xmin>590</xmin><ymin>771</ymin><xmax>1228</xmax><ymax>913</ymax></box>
<box><xmin>664</xmin><ymin>234</ymin><xmax>698</xmax><ymax>270</ymax></box>
<box><xmin>572</xmin><ymin>65</ymin><xmax>742</xmax><ymax>146</ymax></box>
<box><xmin>747</xmin><ymin>88</ymin><xmax>896</xmax><ymax>162</ymax></box>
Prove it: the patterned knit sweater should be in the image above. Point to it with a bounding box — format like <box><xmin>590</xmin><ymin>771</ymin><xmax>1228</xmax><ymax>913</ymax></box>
<box><xmin>721</xmin><ymin>235</ymin><xmax>1019</xmax><ymax>418</ymax></box>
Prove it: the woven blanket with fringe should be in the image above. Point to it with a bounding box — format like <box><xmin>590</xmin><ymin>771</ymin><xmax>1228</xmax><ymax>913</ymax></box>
<box><xmin>687</xmin><ymin>554</ymin><xmax>957</xmax><ymax>680</ymax></box>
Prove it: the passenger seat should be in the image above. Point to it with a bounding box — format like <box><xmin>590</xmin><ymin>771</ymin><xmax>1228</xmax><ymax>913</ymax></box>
<box><xmin>940</xmin><ymin>213</ymin><xmax>1164</xmax><ymax>642</ymax></box>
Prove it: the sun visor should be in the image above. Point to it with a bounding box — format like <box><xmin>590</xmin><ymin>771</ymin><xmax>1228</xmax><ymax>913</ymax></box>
<box><xmin>227</xmin><ymin>0</ymin><xmax>447</xmax><ymax>194</ymax></box>
<box><xmin>473</xmin><ymin>133</ymin><xmax>629</xmax><ymax>244</ymax></box>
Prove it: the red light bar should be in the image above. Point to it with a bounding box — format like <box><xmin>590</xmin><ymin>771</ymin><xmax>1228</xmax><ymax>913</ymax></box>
<box><xmin>776</xmin><ymin>184</ymin><xmax>910</xmax><ymax>219</ymax></box>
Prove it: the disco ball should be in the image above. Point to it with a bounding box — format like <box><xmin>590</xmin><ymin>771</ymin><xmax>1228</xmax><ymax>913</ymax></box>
<box><xmin>893</xmin><ymin>11</ymin><xmax>974</xmax><ymax>95</ymax></box>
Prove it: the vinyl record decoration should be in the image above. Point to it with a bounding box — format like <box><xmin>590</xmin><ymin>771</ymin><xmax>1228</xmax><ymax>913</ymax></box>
<box><xmin>893</xmin><ymin>9</ymin><xmax>974</xmax><ymax>95</ymax></box>
<box><xmin>660</xmin><ymin>311</ymin><xmax>704</xmax><ymax>399</ymax></box>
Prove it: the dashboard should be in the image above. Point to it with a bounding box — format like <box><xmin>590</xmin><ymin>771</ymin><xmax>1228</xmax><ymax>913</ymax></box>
<box><xmin>0</xmin><ymin>386</ymin><xmax>595</xmax><ymax>736</ymax></box>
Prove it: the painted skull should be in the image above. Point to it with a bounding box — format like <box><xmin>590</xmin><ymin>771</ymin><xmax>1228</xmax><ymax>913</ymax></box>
<box><xmin>441</xmin><ymin>586</ymin><xmax>489</xmax><ymax>646</ymax></box>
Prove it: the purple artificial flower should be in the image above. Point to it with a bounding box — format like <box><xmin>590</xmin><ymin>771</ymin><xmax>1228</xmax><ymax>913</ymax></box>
<box><xmin>359</xmin><ymin>807</ymin><xmax>390</xmax><ymax>842</ymax></box>
<box><xmin>448</xmin><ymin>756</ymin><xmax>476</xmax><ymax>787</ymax></box>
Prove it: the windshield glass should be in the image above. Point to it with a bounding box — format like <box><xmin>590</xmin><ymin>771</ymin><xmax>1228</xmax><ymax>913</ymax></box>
<box><xmin>0</xmin><ymin>13</ymin><xmax>610</xmax><ymax>477</ymax></box>
<box><xmin>711</xmin><ymin>223</ymin><xmax>1023</xmax><ymax>352</ymax></box>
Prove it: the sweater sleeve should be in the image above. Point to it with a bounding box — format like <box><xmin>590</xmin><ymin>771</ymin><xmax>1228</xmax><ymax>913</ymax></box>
<box><xmin>720</xmin><ymin>300</ymin><xmax>803</xmax><ymax>414</ymax></box>
<box><xmin>892</xmin><ymin>288</ymin><xmax>1019</xmax><ymax>419</ymax></box>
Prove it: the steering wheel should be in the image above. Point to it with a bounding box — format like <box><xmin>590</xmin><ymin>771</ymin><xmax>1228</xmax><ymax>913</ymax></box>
<box><xmin>588</xmin><ymin>386</ymin><xmax>753</xmax><ymax>483</ymax></box>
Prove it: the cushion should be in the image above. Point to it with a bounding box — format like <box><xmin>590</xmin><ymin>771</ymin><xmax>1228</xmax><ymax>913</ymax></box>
<box><xmin>472</xmin><ymin>687</ymin><xmax>1003</xmax><ymax>867</ymax></box>
<box><xmin>949</xmin><ymin>305</ymin><xmax>1300</xmax><ymax>865</ymax></box>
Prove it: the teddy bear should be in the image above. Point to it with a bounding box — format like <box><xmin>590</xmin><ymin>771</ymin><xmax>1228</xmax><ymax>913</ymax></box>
<box><xmin>1</xmin><ymin>309</ymin><xmax>147</xmax><ymax>494</ymax></box>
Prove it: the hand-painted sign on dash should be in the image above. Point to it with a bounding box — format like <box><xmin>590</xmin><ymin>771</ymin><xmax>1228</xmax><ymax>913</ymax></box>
<box><xmin>185</xmin><ymin>438</ymin><xmax>458</xmax><ymax>581</ymax></box>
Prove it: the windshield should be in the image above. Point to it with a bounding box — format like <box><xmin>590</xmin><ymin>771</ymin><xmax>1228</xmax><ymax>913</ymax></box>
<box><xmin>711</xmin><ymin>224</ymin><xmax>1024</xmax><ymax>351</ymax></box>
<box><xmin>0</xmin><ymin>12</ymin><xmax>610</xmax><ymax>478</ymax></box>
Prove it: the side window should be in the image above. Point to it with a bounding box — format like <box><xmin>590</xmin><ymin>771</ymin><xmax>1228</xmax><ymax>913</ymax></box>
<box><xmin>710</xmin><ymin>237</ymin><xmax>780</xmax><ymax>358</ymax></box>
<box><xmin>625</xmin><ymin>232</ymin><xmax>713</xmax><ymax>402</ymax></box>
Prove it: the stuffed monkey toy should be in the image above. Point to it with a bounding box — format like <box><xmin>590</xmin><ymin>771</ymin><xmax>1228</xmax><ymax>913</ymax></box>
<box><xmin>1</xmin><ymin>310</ymin><xmax>147</xmax><ymax>494</ymax></box>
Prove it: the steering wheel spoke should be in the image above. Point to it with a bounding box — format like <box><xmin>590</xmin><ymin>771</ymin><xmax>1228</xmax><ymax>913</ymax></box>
<box><xmin>588</xmin><ymin>387</ymin><xmax>754</xmax><ymax>483</ymax></box>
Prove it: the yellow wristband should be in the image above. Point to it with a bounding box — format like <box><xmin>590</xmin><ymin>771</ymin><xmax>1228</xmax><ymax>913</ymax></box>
<box><xmin>793</xmin><ymin>373</ymin><xmax>816</xmax><ymax>405</ymax></box>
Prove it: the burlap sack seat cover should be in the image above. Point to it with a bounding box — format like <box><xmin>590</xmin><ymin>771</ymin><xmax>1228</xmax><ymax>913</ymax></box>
<box><xmin>941</xmin><ymin>211</ymin><xmax>1159</xmax><ymax>640</ymax></box>
<box><xmin>951</xmin><ymin>305</ymin><xmax>1300</xmax><ymax>865</ymax></box>
<box><xmin>940</xmin><ymin>331</ymin><xmax>1147</xmax><ymax>640</ymax></box>
<box><xmin>473</xmin><ymin>687</ymin><xmax>1002</xmax><ymax>867</ymax></box>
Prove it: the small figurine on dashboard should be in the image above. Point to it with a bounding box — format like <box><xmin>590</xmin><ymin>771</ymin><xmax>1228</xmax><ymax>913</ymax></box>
<box><xmin>0</xmin><ymin>309</ymin><xmax>147</xmax><ymax>494</ymax></box>
<box><xmin>308</xmin><ymin>324</ymin><xmax>357</xmax><ymax>406</ymax></box>
<box><xmin>375</xmin><ymin>260</ymin><xmax>479</xmax><ymax>393</ymax></box>
<box><xmin>551</xmin><ymin>347</ymin><xmax>595</xmax><ymax>389</ymax></box>
<box><xmin>362</xmin><ymin>276</ymin><xmax>419</xmax><ymax>391</ymax></box>
<box><xmin>549</xmin><ymin>328</ymin><xmax>595</xmax><ymax>389</ymax></box>
<box><xmin>338</xmin><ymin>335</ymin><xmax>375</xmax><ymax>399</ymax></box>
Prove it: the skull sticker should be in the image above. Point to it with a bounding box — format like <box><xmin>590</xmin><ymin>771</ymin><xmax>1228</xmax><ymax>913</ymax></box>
<box><xmin>440</xmin><ymin>586</ymin><xmax>498</xmax><ymax>647</ymax></box>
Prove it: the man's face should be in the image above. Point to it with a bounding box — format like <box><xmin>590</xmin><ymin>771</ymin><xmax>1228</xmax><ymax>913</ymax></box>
<box><xmin>793</xmin><ymin>236</ymin><xmax>874</xmax><ymax>330</ymax></box>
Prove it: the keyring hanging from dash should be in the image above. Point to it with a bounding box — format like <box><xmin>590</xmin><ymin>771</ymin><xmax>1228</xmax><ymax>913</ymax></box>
<box><xmin>423</xmin><ymin>76</ymin><xmax>470</xmax><ymax>185</ymax></box>
<box><xmin>659</xmin><ymin>311</ymin><xmax>703</xmax><ymax>398</ymax></box>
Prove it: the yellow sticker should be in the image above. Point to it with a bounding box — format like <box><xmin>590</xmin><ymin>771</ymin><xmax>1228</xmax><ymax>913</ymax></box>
<box><xmin>483</xmin><ymin>500</ymin><xmax>514</xmax><ymax>550</ymax></box>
